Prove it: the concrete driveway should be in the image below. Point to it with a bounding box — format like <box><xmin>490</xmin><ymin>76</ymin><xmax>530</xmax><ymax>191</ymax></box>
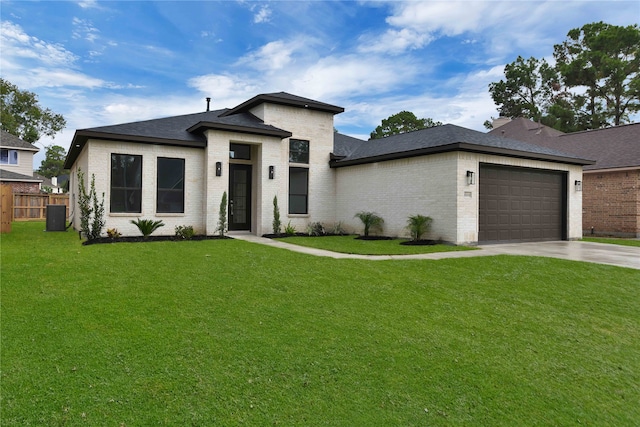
<box><xmin>477</xmin><ymin>241</ymin><xmax>640</xmax><ymax>270</ymax></box>
<box><xmin>231</xmin><ymin>234</ymin><xmax>640</xmax><ymax>270</ymax></box>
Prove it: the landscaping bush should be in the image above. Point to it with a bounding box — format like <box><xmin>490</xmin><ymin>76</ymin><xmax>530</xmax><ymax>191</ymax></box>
<box><xmin>106</xmin><ymin>228</ymin><xmax>121</xmax><ymax>239</ymax></box>
<box><xmin>284</xmin><ymin>221</ymin><xmax>296</xmax><ymax>236</ymax></box>
<box><xmin>306</xmin><ymin>222</ymin><xmax>326</xmax><ymax>236</ymax></box>
<box><xmin>175</xmin><ymin>225</ymin><xmax>195</xmax><ymax>240</ymax></box>
<box><xmin>130</xmin><ymin>218</ymin><xmax>165</xmax><ymax>238</ymax></box>
<box><xmin>272</xmin><ymin>195</ymin><xmax>282</xmax><ymax>235</ymax></box>
<box><xmin>406</xmin><ymin>214</ymin><xmax>433</xmax><ymax>241</ymax></box>
<box><xmin>354</xmin><ymin>211</ymin><xmax>384</xmax><ymax>237</ymax></box>
<box><xmin>217</xmin><ymin>191</ymin><xmax>227</xmax><ymax>237</ymax></box>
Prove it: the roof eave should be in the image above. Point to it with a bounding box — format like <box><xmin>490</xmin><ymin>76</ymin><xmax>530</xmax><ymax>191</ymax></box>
<box><xmin>64</xmin><ymin>130</ymin><xmax>207</xmax><ymax>169</ymax></box>
<box><xmin>187</xmin><ymin>121</ymin><xmax>292</xmax><ymax>139</ymax></box>
<box><xmin>221</xmin><ymin>94</ymin><xmax>344</xmax><ymax>117</ymax></box>
<box><xmin>330</xmin><ymin>142</ymin><xmax>595</xmax><ymax>168</ymax></box>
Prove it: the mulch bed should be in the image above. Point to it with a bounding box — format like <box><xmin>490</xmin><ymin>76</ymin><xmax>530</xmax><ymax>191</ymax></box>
<box><xmin>399</xmin><ymin>239</ymin><xmax>440</xmax><ymax>246</ymax></box>
<box><xmin>82</xmin><ymin>235</ymin><xmax>231</xmax><ymax>245</ymax></box>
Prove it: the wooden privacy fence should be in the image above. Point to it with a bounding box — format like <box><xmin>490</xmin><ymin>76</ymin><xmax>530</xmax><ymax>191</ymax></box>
<box><xmin>12</xmin><ymin>192</ymin><xmax>70</xmax><ymax>221</ymax></box>
<box><xmin>1</xmin><ymin>184</ymin><xmax>12</xmax><ymax>233</ymax></box>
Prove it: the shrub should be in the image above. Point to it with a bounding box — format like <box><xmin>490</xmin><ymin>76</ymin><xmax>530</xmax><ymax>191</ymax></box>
<box><xmin>106</xmin><ymin>228</ymin><xmax>121</xmax><ymax>239</ymax></box>
<box><xmin>77</xmin><ymin>169</ymin><xmax>105</xmax><ymax>240</ymax></box>
<box><xmin>272</xmin><ymin>195</ymin><xmax>282</xmax><ymax>234</ymax></box>
<box><xmin>217</xmin><ymin>191</ymin><xmax>227</xmax><ymax>237</ymax></box>
<box><xmin>406</xmin><ymin>214</ymin><xmax>433</xmax><ymax>241</ymax></box>
<box><xmin>175</xmin><ymin>225</ymin><xmax>195</xmax><ymax>240</ymax></box>
<box><xmin>306</xmin><ymin>222</ymin><xmax>326</xmax><ymax>236</ymax></box>
<box><xmin>354</xmin><ymin>211</ymin><xmax>384</xmax><ymax>237</ymax></box>
<box><xmin>130</xmin><ymin>218</ymin><xmax>165</xmax><ymax>238</ymax></box>
<box><xmin>284</xmin><ymin>221</ymin><xmax>296</xmax><ymax>236</ymax></box>
<box><xmin>331</xmin><ymin>221</ymin><xmax>346</xmax><ymax>235</ymax></box>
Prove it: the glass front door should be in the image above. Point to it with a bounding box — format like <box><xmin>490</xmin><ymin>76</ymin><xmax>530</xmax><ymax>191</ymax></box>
<box><xmin>228</xmin><ymin>164</ymin><xmax>252</xmax><ymax>231</ymax></box>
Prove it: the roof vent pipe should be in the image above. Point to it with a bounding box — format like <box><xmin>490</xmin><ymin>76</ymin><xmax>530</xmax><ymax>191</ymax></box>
<box><xmin>206</xmin><ymin>97</ymin><xmax>211</xmax><ymax>112</ymax></box>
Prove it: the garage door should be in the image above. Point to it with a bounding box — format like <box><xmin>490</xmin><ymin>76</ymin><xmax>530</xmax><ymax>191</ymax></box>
<box><xmin>479</xmin><ymin>164</ymin><xmax>566</xmax><ymax>243</ymax></box>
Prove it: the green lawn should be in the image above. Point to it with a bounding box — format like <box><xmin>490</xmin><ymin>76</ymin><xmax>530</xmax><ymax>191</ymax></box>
<box><xmin>2</xmin><ymin>222</ymin><xmax>639</xmax><ymax>426</ymax></box>
<box><xmin>276</xmin><ymin>235</ymin><xmax>476</xmax><ymax>255</ymax></box>
<box><xmin>582</xmin><ymin>237</ymin><xmax>640</xmax><ymax>247</ymax></box>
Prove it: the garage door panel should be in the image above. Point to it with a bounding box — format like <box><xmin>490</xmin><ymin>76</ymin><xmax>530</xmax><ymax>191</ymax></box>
<box><xmin>479</xmin><ymin>164</ymin><xmax>566</xmax><ymax>243</ymax></box>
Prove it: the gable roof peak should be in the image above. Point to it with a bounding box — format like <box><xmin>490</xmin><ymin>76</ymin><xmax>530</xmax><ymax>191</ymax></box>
<box><xmin>221</xmin><ymin>91</ymin><xmax>344</xmax><ymax>117</ymax></box>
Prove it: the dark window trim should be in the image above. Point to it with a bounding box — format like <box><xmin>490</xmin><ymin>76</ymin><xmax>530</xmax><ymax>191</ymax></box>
<box><xmin>289</xmin><ymin>139</ymin><xmax>310</xmax><ymax>164</ymax></box>
<box><xmin>110</xmin><ymin>153</ymin><xmax>143</xmax><ymax>213</ymax></box>
<box><xmin>156</xmin><ymin>157</ymin><xmax>185</xmax><ymax>214</ymax></box>
<box><xmin>288</xmin><ymin>166</ymin><xmax>309</xmax><ymax>214</ymax></box>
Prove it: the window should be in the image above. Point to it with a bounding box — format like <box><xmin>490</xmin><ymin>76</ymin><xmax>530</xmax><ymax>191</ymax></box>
<box><xmin>229</xmin><ymin>143</ymin><xmax>251</xmax><ymax>160</ymax></box>
<box><xmin>1</xmin><ymin>149</ymin><xmax>18</xmax><ymax>165</ymax></box>
<box><xmin>289</xmin><ymin>139</ymin><xmax>309</xmax><ymax>164</ymax></box>
<box><xmin>157</xmin><ymin>157</ymin><xmax>185</xmax><ymax>213</ymax></box>
<box><xmin>288</xmin><ymin>139</ymin><xmax>310</xmax><ymax>214</ymax></box>
<box><xmin>289</xmin><ymin>167</ymin><xmax>308</xmax><ymax>214</ymax></box>
<box><xmin>110</xmin><ymin>154</ymin><xmax>142</xmax><ymax>213</ymax></box>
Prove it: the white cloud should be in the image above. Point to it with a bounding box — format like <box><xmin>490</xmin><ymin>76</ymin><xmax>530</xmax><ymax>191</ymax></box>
<box><xmin>77</xmin><ymin>0</ymin><xmax>99</xmax><ymax>9</ymax></box>
<box><xmin>289</xmin><ymin>54</ymin><xmax>420</xmax><ymax>101</ymax></box>
<box><xmin>386</xmin><ymin>1</ymin><xmax>492</xmax><ymax>35</ymax></box>
<box><xmin>253</xmin><ymin>5</ymin><xmax>272</xmax><ymax>24</ymax></box>
<box><xmin>358</xmin><ymin>28</ymin><xmax>433</xmax><ymax>55</ymax></box>
<box><xmin>0</xmin><ymin>21</ymin><xmax>78</xmax><ymax>66</ymax></box>
<box><xmin>238</xmin><ymin>39</ymin><xmax>314</xmax><ymax>73</ymax></box>
<box><xmin>72</xmin><ymin>17</ymin><xmax>100</xmax><ymax>43</ymax></box>
<box><xmin>188</xmin><ymin>74</ymin><xmax>259</xmax><ymax>107</ymax></box>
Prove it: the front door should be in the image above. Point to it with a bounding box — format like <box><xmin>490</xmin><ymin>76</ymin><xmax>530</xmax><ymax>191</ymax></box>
<box><xmin>228</xmin><ymin>164</ymin><xmax>252</xmax><ymax>231</ymax></box>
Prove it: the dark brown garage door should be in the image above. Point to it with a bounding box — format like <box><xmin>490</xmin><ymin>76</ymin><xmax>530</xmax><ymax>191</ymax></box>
<box><xmin>479</xmin><ymin>164</ymin><xmax>566</xmax><ymax>243</ymax></box>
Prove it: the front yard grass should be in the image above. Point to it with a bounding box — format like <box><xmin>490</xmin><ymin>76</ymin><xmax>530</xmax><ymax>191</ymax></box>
<box><xmin>582</xmin><ymin>237</ymin><xmax>640</xmax><ymax>247</ymax></box>
<box><xmin>276</xmin><ymin>235</ymin><xmax>476</xmax><ymax>255</ymax></box>
<box><xmin>2</xmin><ymin>222</ymin><xmax>639</xmax><ymax>425</ymax></box>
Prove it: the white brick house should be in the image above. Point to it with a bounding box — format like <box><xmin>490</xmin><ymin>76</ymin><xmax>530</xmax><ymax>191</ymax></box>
<box><xmin>64</xmin><ymin>92</ymin><xmax>592</xmax><ymax>244</ymax></box>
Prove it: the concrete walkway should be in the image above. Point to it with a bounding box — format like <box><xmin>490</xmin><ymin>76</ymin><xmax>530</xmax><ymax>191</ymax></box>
<box><xmin>229</xmin><ymin>233</ymin><xmax>640</xmax><ymax>270</ymax></box>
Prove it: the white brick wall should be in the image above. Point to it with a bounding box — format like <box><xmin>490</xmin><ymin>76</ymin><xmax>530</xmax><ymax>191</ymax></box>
<box><xmin>336</xmin><ymin>153</ymin><xmax>459</xmax><ymax>241</ymax></box>
<box><xmin>71</xmin><ymin>139</ymin><xmax>206</xmax><ymax>236</ymax></box>
<box><xmin>336</xmin><ymin>152</ymin><xmax>584</xmax><ymax>244</ymax></box>
<box><xmin>249</xmin><ymin>104</ymin><xmax>337</xmax><ymax>232</ymax></box>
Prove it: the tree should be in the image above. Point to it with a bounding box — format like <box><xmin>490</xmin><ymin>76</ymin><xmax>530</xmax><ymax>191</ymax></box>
<box><xmin>370</xmin><ymin>111</ymin><xmax>442</xmax><ymax>140</ymax></box>
<box><xmin>554</xmin><ymin>21</ymin><xmax>640</xmax><ymax>127</ymax></box>
<box><xmin>37</xmin><ymin>145</ymin><xmax>68</xmax><ymax>178</ymax></box>
<box><xmin>487</xmin><ymin>22</ymin><xmax>640</xmax><ymax>131</ymax></box>
<box><xmin>488</xmin><ymin>56</ymin><xmax>559</xmax><ymax>124</ymax></box>
<box><xmin>0</xmin><ymin>78</ymin><xmax>66</xmax><ymax>143</ymax></box>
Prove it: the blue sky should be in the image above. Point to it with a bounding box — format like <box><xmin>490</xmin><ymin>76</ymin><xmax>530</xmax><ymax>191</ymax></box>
<box><xmin>1</xmin><ymin>0</ymin><xmax>639</xmax><ymax>168</ymax></box>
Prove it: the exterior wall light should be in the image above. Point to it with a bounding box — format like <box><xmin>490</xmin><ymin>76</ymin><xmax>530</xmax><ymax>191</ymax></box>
<box><xmin>216</xmin><ymin>162</ymin><xmax>222</xmax><ymax>177</ymax></box>
<box><xmin>575</xmin><ymin>180</ymin><xmax>582</xmax><ymax>191</ymax></box>
<box><xmin>269</xmin><ymin>165</ymin><xmax>275</xmax><ymax>179</ymax></box>
<box><xmin>466</xmin><ymin>170</ymin><xmax>475</xmax><ymax>185</ymax></box>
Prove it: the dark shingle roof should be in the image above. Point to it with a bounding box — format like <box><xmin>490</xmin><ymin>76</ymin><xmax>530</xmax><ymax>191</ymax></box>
<box><xmin>331</xmin><ymin>124</ymin><xmax>592</xmax><ymax>167</ymax></box>
<box><xmin>0</xmin><ymin>130</ymin><xmax>39</xmax><ymax>151</ymax></box>
<box><xmin>489</xmin><ymin>118</ymin><xmax>640</xmax><ymax>171</ymax></box>
<box><xmin>222</xmin><ymin>92</ymin><xmax>344</xmax><ymax>116</ymax></box>
<box><xmin>333</xmin><ymin>132</ymin><xmax>366</xmax><ymax>158</ymax></box>
<box><xmin>0</xmin><ymin>168</ymin><xmax>42</xmax><ymax>182</ymax></box>
<box><xmin>64</xmin><ymin>107</ymin><xmax>293</xmax><ymax>169</ymax></box>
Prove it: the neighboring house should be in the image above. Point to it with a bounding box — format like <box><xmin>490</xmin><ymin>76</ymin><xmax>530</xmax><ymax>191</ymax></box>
<box><xmin>0</xmin><ymin>130</ymin><xmax>42</xmax><ymax>193</ymax></box>
<box><xmin>489</xmin><ymin>118</ymin><xmax>640</xmax><ymax>238</ymax></box>
<box><xmin>64</xmin><ymin>92</ymin><xmax>592</xmax><ymax>244</ymax></box>
<box><xmin>33</xmin><ymin>173</ymin><xmax>66</xmax><ymax>194</ymax></box>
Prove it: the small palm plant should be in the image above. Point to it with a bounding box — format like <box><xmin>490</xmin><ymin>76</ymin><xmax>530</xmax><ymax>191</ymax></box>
<box><xmin>354</xmin><ymin>211</ymin><xmax>384</xmax><ymax>237</ymax></box>
<box><xmin>406</xmin><ymin>214</ymin><xmax>432</xmax><ymax>241</ymax></box>
<box><xmin>130</xmin><ymin>218</ymin><xmax>165</xmax><ymax>238</ymax></box>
